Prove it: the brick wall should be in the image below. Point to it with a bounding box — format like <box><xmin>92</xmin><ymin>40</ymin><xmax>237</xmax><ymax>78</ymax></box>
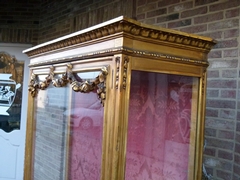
<box><xmin>0</xmin><ymin>0</ymin><xmax>40</xmax><ymax>45</ymax></box>
<box><xmin>2</xmin><ymin>0</ymin><xmax>240</xmax><ymax>179</ymax></box>
<box><xmin>38</xmin><ymin>0</ymin><xmax>135</xmax><ymax>43</ymax></box>
<box><xmin>135</xmin><ymin>0</ymin><xmax>240</xmax><ymax>179</ymax></box>
<box><xmin>0</xmin><ymin>0</ymin><xmax>134</xmax><ymax>44</ymax></box>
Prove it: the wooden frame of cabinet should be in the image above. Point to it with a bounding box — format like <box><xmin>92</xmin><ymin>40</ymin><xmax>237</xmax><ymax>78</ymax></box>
<box><xmin>23</xmin><ymin>16</ymin><xmax>216</xmax><ymax>180</ymax></box>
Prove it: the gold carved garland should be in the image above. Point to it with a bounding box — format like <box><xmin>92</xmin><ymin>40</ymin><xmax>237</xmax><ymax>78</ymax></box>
<box><xmin>28</xmin><ymin>64</ymin><xmax>108</xmax><ymax>106</ymax></box>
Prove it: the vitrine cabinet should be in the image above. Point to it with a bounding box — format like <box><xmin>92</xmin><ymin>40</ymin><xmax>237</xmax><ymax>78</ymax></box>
<box><xmin>23</xmin><ymin>16</ymin><xmax>216</xmax><ymax>180</ymax></box>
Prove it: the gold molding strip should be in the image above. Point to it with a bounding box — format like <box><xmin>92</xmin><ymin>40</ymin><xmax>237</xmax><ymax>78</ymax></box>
<box><xmin>28</xmin><ymin>64</ymin><xmax>108</xmax><ymax>106</ymax></box>
<box><xmin>115</xmin><ymin>56</ymin><xmax>120</xmax><ymax>89</ymax></box>
<box><xmin>122</xmin><ymin>56</ymin><xmax>129</xmax><ymax>89</ymax></box>
<box><xmin>28</xmin><ymin>47</ymin><xmax>209</xmax><ymax>68</ymax></box>
<box><xmin>115</xmin><ymin>56</ymin><xmax>129</xmax><ymax>90</ymax></box>
<box><xmin>201</xmin><ymin>69</ymin><xmax>207</xmax><ymax>96</ymax></box>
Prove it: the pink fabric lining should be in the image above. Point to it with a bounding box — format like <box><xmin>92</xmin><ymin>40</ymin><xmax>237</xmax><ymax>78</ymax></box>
<box><xmin>125</xmin><ymin>71</ymin><xmax>195</xmax><ymax>180</ymax></box>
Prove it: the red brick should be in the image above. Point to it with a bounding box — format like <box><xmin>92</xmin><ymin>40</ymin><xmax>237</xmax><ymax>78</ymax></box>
<box><xmin>219</xmin><ymin>160</ymin><xmax>233</xmax><ymax>171</ymax></box>
<box><xmin>137</xmin><ymin>13</ymin><xmax>145</xmax><ymax>20</ymax></box>
<box><xmin>235</xmin><ymin>154</ymin><xmax>240</xmax><ymax>164</ymax></box>
<box><xmin>147</xmin><ymin>0</ymin><xmax>158</xmax><ymax>3</ymax></box>
<box><xmin>207</xmin><ymin>70</ymin><xmax>219</xmax><ymax>78</ymax></box>
<box><xmin>234</xmin><ymin>164</ymin><xmax>240</xmax><ymax>176</ymax></box>
<box><xmin>156</xmin><ymin>23</ymin><xmax>167</xmax><ymax>28</ymax></box>
<box><xmin>204</xmin><ymin>147</ymin><xmax>216</xmax><ymax>156</ymax></box>
<box><xmin>218</xmin><ymin>130</ymin><xmax>235</xmax><ymax>139</ymax></box>
<box><xmin>235</xmin><ymin>143</ymin><xmax>240</xmax><ymax>154</ymax></box>
<box><xmin>194</xmin><ymin>12</ymin><xmax>224</xmax><ymax>24</ymax></box>
<box><xmin>210</xmin><ymin>0</ymin><xmax>240</xmax><ymax>12</ymax></box>
<box><xmin>207</xmin><ymin>99</ymin><xmax>236</xmax><ymax>109</ymax></box>
<box><xmin>137</xmin><ymin>3</ymin><xmax>157</xmax><ymax>13</ymax></box>
<box><xmin>157</xmin><ymin>13</ymin><xmax>179</xmax><ymax>23</ymax></box>
<box><xmin>208</xmin><ymin>50</ymin><xmax>222</xmax><ymax>58</ymax></box>
<box><xmin>236</xmin><ymin>133</ymin><xmax>240</xmax><ymax>143</ymax></box>
<box><xmin>207</xmin><ymin>137</ymin><xmax>234</xmax><ymax>150</ymax></box>
<box><xmin>218</xmin><ymin>150</ymin><xmax>233</xmax><ymax>160</ymax></box>
<box><xmin>202</xmin><ymin>166</ymin><xmax>214</xmax><ymax>176</ymax></box>
<box><xmin>224</xmin><ymin>29</ymin><xmax>239</xmax><ymax>38</ymax></box>
<box><xmin>15</xmin><ymin>7</ymin><xmax>29</xmax><ymax>11</ymax></box>
<box><xmin>205</xmin><ymin>118</ymin><xmax>235</xmax><ymax>130</ymax></box>
<box><xmin>223</xmin><ymin>49</ymin><xmax>238</xmax><ymax>57</ymax></box>
<box><xmin>180</xmin><ymin>24</ymin><xmax>207</xmax><ymax>33</ymax></box>
<box><xmin>205</xmin><ymin>108</ymin><xmax>218</xmax><ymax>119</ymax></box>
<box><xmin>226</xmin><ymin>8</ymin><xmax>240</xmax><ymax>18</ymax></box>
<box><xmin>200</xmin><ymin>31</ymin><xmax>222</xmax><ymax>39</ymax></box>
<box><xmin>233</xmin><ymin>174</ymin><xmax>240</xmax><ymax>180</ymax></box>
<box><xmin>168</xmin><ymin>1</ymin><xmax>193</xmax><ymax>13</ymax></box>
<box><xmin>220</xmin><ymin>109</ymin><xmax>236</xmax><ymax>120</ymax></box>
<box><xmin>195</xmin><ymin>0</ymin><xmax>218</xmax><ymax>6</ymax></box>
<box><xmin>208</xmin><ymin>19</ymin><xmax>239</xmax><ymax>31</ymax></box>
<box><xmin>205</xmin><ymin>127</ymin><xmax>217</xmax><ymax>136</ymax></box>
<box><xmin>207</xmin><ymin>79</ymin><xmax>237</xmax><ymax>88</ymax></box>
<box><xmin>216</xmin><ymin>170</ymin><xmax>232</xmax><ymax>179</ymax></box>
<box><xmin>237</xmin><ymin>122</ymin><xmax>240</xmax><ymax>132</ymax></box>
<box><xmin>207</xmin><ymin>89</ymin><xmax>219</xmax><ymax>97</ymax></box>
<box><xmin>220</xmin><ymin>89</ymin><xmax>236</xmax><ymax>99</ymax></box>
<box><xmin>158</xmin><ymin>0</ymin><xmax>180</xmax><ymax>7</ymax></box>
<box><xmin>168</xmin><ymin>19</ymin><xmax>191</xmax><ymax>28</ymax></box>
<box><xmin>143</xmin><ymin>18</ymin><xmax>156</xmax><ymax>24</ymax></box>
<box><xmin>222</xmin><ymin>69</ymin><xmax>238</xmax><ymax>78</ymax></box>
<box><xmin>237</xmin><ymin>111</ymin><xmax>240</xmax><ymax>121</ymax></box>
<box><xmin>146</xmin><ymin>8</ymin><xmax>167</xmax><ymax>18</ymax></box>
<box><xmin>209</xmin><ymin>59</ymin><xmax>238</xmax><ymax>69</ymax></box>
<box><xmin>137</xmin><ymin>0</ymin><xmax>147</xmax><ymax>6</ymax></box>
<box><xmin>181</xmin><ymin>6</ymin><xmax>207</xmax><ymax>18</ymax></box>
<box><xmin>214</xmin><ymin>39</ymin><xmax>238</xmax><ymax>49</ymax></box>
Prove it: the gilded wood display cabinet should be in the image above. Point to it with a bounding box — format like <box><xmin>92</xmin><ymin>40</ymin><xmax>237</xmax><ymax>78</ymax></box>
<box><xmin>23</xmin><ymin>16</ymin><xmax>216</xmax><ymax>180</ymax></box>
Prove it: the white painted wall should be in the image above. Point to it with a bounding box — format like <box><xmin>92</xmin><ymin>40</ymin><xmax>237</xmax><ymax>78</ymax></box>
<box><xmin>0</xmin><ymin>43</ymin><xmax>32</xmax><ymax>180</ymax></box>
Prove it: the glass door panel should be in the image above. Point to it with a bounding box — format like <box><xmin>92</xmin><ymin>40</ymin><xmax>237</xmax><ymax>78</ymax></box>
<box><xmin>68</xmin><ymin>90</ymin><xmax>104</xmax><ymax>180</ymax></box>
<box><xmin>33</xmin><ymin>71</ymin><xmax>104</xmax><ymax>180</ymax></box>
<box><xmin>125</xmin><ymin>70</ymin><xmax>199</xmax><ymax>180</ymax></box>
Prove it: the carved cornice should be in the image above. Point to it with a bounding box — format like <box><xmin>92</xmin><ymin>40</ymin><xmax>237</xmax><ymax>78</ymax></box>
<box><xmin>23</xmin><ymin>16</ymin><xmax>216</xmax><ymax>57</ymax></box>
<box><xmin>28</xmin><ymin>64</ymin><xmax>108</xmax><ymax>106</ymax></box>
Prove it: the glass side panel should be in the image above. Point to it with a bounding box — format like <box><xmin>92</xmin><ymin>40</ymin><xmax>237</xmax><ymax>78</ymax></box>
<box><xmin>33</xmin><ymin>71</ymin><xmax>103</xmax><ymax>180</ymax></box>
<box><xmin>125</xmin><ymin>70</ymin><xmax>198</xmax><ymax>180</ymax></box>
<box><xmin>34</xmin><ymin>83</ymin><xmax>69</xmax><ymax>180</ymax></box>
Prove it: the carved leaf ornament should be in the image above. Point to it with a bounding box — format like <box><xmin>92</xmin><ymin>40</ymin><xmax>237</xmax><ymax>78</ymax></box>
<box><xmin>28</xmin><ymin>64</ymin><xmax>108</xmax><ymax>106</ymax></box>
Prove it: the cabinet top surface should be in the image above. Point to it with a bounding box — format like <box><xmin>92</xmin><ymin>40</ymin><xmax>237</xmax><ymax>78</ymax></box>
<box><xmin>23</xmin><ymin>16</ymin><xmax>216</xmax><ymax>57</ymax></box>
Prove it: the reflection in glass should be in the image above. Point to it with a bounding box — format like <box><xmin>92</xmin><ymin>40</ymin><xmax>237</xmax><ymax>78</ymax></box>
<box><xmin>32</xmin><ymin>71</ymin><xmax>103</xmax><ymax>180</ymax></box>
<box><xmin>125</xmin><ymin>71</ymin><xmax>198</xmax><ymax>180</ymax></box>
<box><xmin>34</xmin><ymin>84</ymin><xmax>69</xmax><ymax>180</ymax></box>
